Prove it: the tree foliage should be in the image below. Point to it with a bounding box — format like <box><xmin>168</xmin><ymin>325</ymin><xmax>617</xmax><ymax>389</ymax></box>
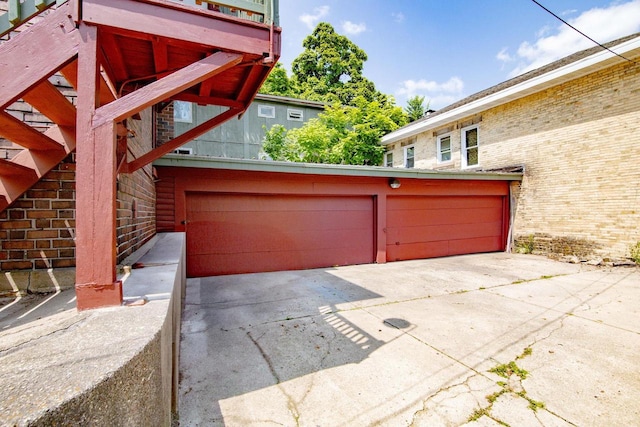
<box><xmin>259</xmin><ymin>22</ymin><xmax>408</xmax><ymax>165</ymax></box>
<box><xmin>263</xmin><ymin>96</ymin><xmax>405</xmax><ymax>165</ymax></box>
<box><xmin>259</xmin><ymin>63</ymin><xmax>297</xmax><ymax>98</ymax></box>
<box><xmin>405</xmin><ymin>95</ymin><xmax>429</xmax><ymax>123</ymax></box>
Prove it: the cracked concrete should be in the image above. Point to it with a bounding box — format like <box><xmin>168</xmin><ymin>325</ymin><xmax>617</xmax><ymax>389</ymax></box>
<box><xmin>178</xmin><ymin>253</ymin><xmax>640</xmax><ymax>426</ymax></box>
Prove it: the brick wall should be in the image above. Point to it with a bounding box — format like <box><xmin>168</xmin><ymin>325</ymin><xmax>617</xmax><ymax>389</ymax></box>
<box><xmin>387</xmin><ymin>59</ymin><xmax>640</xmax><ymax>260</ymax></box>
<box><xmin>0</xmin><ymin>110</ymin><xmax>157</xmax><ymax>275</ymax></box>
<box><xmin>156</xmin><ymin>103</ymin><xmax>174</xmax><ymax>146</ymax></box>
<box><xmin>116</xmin><ymin>109</ymin><xmax>157</xmax><ymax>261</ymax></box>
<box><xmin>0</xmin><ymin>156</ymin><xmax>77</xmax><ymax>270</ymax></box>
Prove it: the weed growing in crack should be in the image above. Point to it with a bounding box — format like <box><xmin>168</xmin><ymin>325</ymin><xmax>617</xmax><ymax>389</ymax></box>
<box><xmin>469</xmin><ymin>349</ymin><xmax>547</xmax><ymax>423</ymax></box>
<box><xmin>516</xmin><ymin>347</ymin><xmax>533</xmax><ymax>360</ymax></box>
<box><xmin>630</xmin><ymin>241</ymin><xmax>640</xmax><ymax>264</ymax></box>
<box><xmin>468</xmin><ymin>407</ymin><xmax>489</xmax><ymax>422</ymax></box>
<box><xmin>489</xmin><ymin>361</ymin><xmax>529</xmax><ymax>380</ymax></box>
<box><xmin>511</xmin><ymin>274</ymin><xmax>565</xmax><ymax>285</ymax></box>
<box><xmin>486</xmin><ymin>389</ymin><xmax>507</xmax><ymax>403</ymax></box>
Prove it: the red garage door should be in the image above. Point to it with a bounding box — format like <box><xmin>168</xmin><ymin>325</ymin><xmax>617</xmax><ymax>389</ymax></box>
<box><xmin>186</xmin><ymin>193</ymin><xmax>375</xmax><ymax>276</ymax></box>
<box><xmin>387</xmin><ymin>195</ymin><xmax>506</xmax><ymax>261</ymax></box>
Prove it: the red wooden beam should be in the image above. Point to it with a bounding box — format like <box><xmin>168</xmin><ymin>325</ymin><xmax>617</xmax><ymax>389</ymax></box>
<box><xmin>99</xmin><ymin>31</ymin><xmax>130</xmax><ymax>85</ymax></box>
<box><xmin>81</xmin><ymin>0</ymin><xmax>275</xmax><ymax>57</ymax></box>
<box><xmin>75</xmin><ymin>23</ymin><xmax>122</xmax><ymax>310</ymax></box>
<box><xmin>93</xmin><ymin>51</ymin><xmax>242</xmax><ymax>126</ymax></box>
<box><xmin>0</xmin><ymin>158</ymin><xmax>38</xmax><ymax>177</ymax></box>
<box><xmin>0</xmin><ymin>125</ymin><xmax>75</xmax><ymax>208</ymax></box>
<box><xmin>172</xmin><ymin>93</ymin><xmax>245</xmax><ymax>109</ymax></box>
<box><xmin>0</xmin><ymin>112</ymin><xmax>65</xmax><ymax>151</ymax></box>
<box><xmin>126</xmin><ymin>106</ymin><xmax>242</xmax><ymax>173</ymax></box>
<box><xmin>152</xmin><ymin>38</ymin><xmax>169</xmax><ymax>74</ymax></box>
<box><xmin>22</xmin><ymin>80</ymin><xmax>77</xmax><ymax>128</ymax></box>
<box><xmin>60</xmin><ymin>58</ymin><xmax>117</xmax><ymax>107</ymax></box>
<box><xmin>0</xmin><ymin>3</ymin><xmax>79</xmax><ymax>109</ymax></box>
<box><xmin>235</xmin><ymin>63</ymin><xmax>266</xmax><ymax>102</ymax></box>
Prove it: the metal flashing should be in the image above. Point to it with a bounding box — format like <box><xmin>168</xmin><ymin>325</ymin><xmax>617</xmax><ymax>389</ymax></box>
<box><xmin>153</xmin><ymin>155</ymin><xmax>523</xmax><ymax>181</ymax></box>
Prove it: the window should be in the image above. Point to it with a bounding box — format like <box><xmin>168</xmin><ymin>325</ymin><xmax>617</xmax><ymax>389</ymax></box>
<box><xmin>437</xmin><ymin>134</ymin><xmax>452</xmax><ymax>163</ymax></box>
<box><xmin>173</xmin><ymin>147</ymin><xmax>193</xmax><ymax>155</ymax></box>
<box><xmin>287</xmin><ymin>109</ymin><xmax>303</xmax><ymax>121</ymax></box>
<box><xmin>384</xmin><ymin>152</ymin><xmax>393</xmax><ymax>167</ymax></box>
<box><xmin>404</xmin><ymin>146</ymin><xmax>415</xmax><ymax>168</ymax></box>
<box><xmin>173</xmin><ymin>101</ymin><xmax>192</xmax><ymax>123</ymax></box>
<box><xmin>461</xmin><ymin>125</ymin><xmax>479</xmax><ymax>168</ymax></box>
<box><xmin>258</xmin><ymin>105</ymin><xmax>275</xmax><ymax>118</ymax></box>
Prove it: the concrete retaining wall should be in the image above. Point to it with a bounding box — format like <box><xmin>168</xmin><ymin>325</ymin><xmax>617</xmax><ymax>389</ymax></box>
<box><xmin>0</xmin><ymin>233</ymin><xmax>185</xmax><ymax>426</ymax></box>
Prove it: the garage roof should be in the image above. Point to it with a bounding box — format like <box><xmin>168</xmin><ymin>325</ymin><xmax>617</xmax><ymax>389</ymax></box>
<box><xmin>153</xmin><ymin>155</ymin><xmax>523</xmax><ymax>181</ymax></box>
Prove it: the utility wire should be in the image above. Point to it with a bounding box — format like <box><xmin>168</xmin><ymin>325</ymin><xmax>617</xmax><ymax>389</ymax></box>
<box><xmin>530</xmin><ymin>0</ymin><xmax>637</xmax><ymax>64</ymax></box>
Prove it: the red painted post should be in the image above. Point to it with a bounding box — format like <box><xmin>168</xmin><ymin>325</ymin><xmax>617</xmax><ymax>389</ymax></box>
<box><xmin>75</xmin><ymin>23</ymin><xmax>122</xmax><ymax>310</ymax></box>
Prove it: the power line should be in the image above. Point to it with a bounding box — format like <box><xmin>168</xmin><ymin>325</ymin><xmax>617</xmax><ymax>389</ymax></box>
<box><xmin>530</xmin><ymin>0</ymin><xmax>637</xmax><ymax>64</ymax></box>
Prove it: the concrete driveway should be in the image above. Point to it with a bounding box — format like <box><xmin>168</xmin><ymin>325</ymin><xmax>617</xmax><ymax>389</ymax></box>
<box><xmin>178</xmin><ymin>253</ymin><xmax>640</xmax><ymax>426</ymax></box>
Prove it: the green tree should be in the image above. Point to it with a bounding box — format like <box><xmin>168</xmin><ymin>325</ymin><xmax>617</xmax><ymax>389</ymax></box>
<box><xmin>405</xmin><ymin>95</ymin><xmax>428</xmax><ymax>122</ymax></box>
<box><xmin>263</xmin><ymin>96</ymin><xmax>406</xmax><ymax>165</ymax></box>
<box><xmin>259</xmin><ymin>63</ymin><xmax>297</xmax><ymax>97</ymax></box>
<box><xmin>291</xmin><ymin>22</ymin><xmax>383</xmax><ymax>106</ymax></box>
<box><xmin>260</xmin><ymin>22</ymin><xmax>407</xmax><ymax>165</ymax></box>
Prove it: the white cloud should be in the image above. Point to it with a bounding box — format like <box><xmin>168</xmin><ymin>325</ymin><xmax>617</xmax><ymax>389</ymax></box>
<box><xmin>396</xmin><ymin>77</ymin><xmax>465</xmax><ymax>109</ymax></box>
<box><xmin>299</xmin><ymin>6</ymin><xmax>329</xmax><ymax>30</ymax></box>
<box><xmin>392</xmin><ymin>12</ymin><xmax>405</xmax><ymax>24</ymax></box>
<box><xmin>341</xmin><ymin>21</ymin><xmax>366</xmax><ymax>35</ymax></box>
<box><xmin>496</xmin><ymin>47</ymin><xmax>514</xmax><ymax>63</ymax></box>
<box><xmin>508</xmin><ymin>0</ymin><xmax>640</xmax><ymax>77</ymax></box>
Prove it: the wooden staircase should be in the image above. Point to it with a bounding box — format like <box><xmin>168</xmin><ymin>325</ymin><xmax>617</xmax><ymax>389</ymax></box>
<box><xmin>0</xmin><ymin>2</ymin><xmax>79</xmax><ymax>211</ymax></box>
<box><xmin>0</xmin><ymin>0</ymin><xmax>280</xmax><ymax>309</ymax></box>
<box><xmin>0</xmin><ymin>0</ymin><xmax>280</xmax><ymax>212</ymax></box>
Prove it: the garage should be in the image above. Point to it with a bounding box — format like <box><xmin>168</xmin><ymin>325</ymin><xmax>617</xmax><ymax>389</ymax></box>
<box><xmin>154</xmin><ymin>158</ymin><xmax>520</xmax><ymax>277</ymax></box>
<box><xmin>386</xmin><ymin>195</ymin><xmax>507</xmax><ymax>261</ymax></box>
<box><xmin>186</xmin><ymin>193</ymin><xmax>374</xmax><ymax>276</ymax></box>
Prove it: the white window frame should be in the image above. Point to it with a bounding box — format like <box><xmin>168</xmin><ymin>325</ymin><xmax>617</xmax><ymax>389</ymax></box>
<box><xmin>258</xmin><ymin>104</ymin><xmax>275</xmax><ymax>118</ymax></box>
<box><xmin>436</xmin><ymin>133</ymin><xmax>453</xmax><ymax>164</ymax></box>
<box><xmin>404</xmin><ymin>145</ymin><xmax>415</xmax><ymax>168</ymax></box>
<box><xmin>173</xmin><ymin>101</ymin><xmax>193</xmax><ymax>123</ymax></box>
<box><xmin>461</xmin><ymin>125</ymin><xmax>479</xmax><ymax>169</ymax></box>
<box><xmin>287</xmin><ymin>108</ymin><xmax>303</xmax><ymax>121</ymax></box>
<box><xmin>384</xmin><ymin>151</ymin><xmax>393</xmax><ymax>167</ymax></box>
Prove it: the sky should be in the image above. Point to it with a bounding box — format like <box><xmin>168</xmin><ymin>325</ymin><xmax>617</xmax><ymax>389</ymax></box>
<box><xmin>277</xmin><ymin>0</ymin><xmax>640</xmax><ymax>109</ymax></box>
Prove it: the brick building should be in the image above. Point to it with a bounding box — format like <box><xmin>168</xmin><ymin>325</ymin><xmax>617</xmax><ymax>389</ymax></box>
<box><xmin>381</xmin><ymin>34</ymin><xmax>640</xmax><ymax>261</ymax></box>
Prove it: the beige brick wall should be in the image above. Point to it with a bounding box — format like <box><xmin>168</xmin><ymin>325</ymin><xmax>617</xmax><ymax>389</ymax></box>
<box><xmin>387</xmin><ymin>60</ymin><xmax>640</xmax><ymax>260</ymax></box>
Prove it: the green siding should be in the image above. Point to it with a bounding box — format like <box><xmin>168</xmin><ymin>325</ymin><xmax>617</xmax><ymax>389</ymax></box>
<box><xmin>173</xmin><ymin>97</ymin><xmax>324</xmax><ymax>160</ymax></box>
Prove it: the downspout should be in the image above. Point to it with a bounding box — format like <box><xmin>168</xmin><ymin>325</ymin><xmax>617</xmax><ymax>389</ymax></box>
<box><xmin>264</xmin><ymin>0</ymin><xmax>275</xmax><ymax>63</ymax></box>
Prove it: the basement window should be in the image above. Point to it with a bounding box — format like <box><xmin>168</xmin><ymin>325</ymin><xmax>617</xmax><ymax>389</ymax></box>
<box><xmin>287</xmin><ymin>109</ymin><xmax>303</xmax><ymax>121</ymax></box>
<box><xmin>437</xmin><ymin>134</ymin><xmax>452</xmax><ymax>163</ymax></box>
<box><xmin>258</xmin><ymin>105</ymin><xmax>275</xmax><ymax>118</ymax></box>
<box><xmin>461</xmin><ymin>125</ymin><xmax>479</xmax><ymax>168</ymax></box>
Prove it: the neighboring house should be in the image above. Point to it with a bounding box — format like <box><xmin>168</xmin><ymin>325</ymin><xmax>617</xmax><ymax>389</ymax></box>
<box><xmin>381</xmin><ymin>33</ymin><xmax>640</xmax><ymax>261</ymax></box>
<box><xmin>157</xmin><ymin>94</ymin><xmax>324</xmax><ymax>160</ymax></box>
